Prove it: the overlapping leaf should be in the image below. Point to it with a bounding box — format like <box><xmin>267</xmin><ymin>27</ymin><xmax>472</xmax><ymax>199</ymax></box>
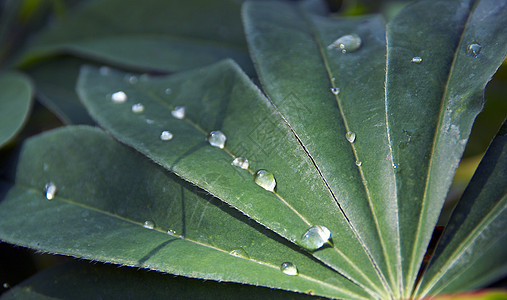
<box><xmin>16</xmin><ymin>0</ymin><xmax>254</xmax><ymax>75</ymax></box>
<box><xmin>0</xmin><ymin>126</ymin><xmax>369</xmax><ymax>299</ymax></box>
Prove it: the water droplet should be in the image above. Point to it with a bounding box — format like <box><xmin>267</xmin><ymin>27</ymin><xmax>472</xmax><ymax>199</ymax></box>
<box><xmin>411</xmin><ymin>56</ymin><xmax>423</xmax><ymax>63</ymax></box>
<box><xmin>111</xmin><ymin>91</ymin><xmax>127</xmax><ymax>103</ymax></box>
<box><xmin>355</xmin><ymin>160</ymin><xmax>362</xmax><ymax>166</ymax></box>
<box><xmin>99</xmin><ymin>66</ymin><xmax>111</xmax><ymax>75</ymax></box>
<box><xmin>167</xmin><ymin>229</ymin><xmax>176</xmax><ymax>235</ymax></box>
<box><xmin>208</xmin><ymin>131</ymin><xmax>226</xmax><ymax>149</ymax></box>
<box><xmin>165</xmin><ymin>88</ymin><xmax>172</xmax><ymax>95</ymax></box>
<box><xmin>43</xmin><ymin>182</ymin><xmax>56</xmax><ymax>200</ymax></box>
<box><xmin>280</xmin><ymin>262</ymin><xmax>298</xmax><ymax>276</ymax></box>
<box><xmin>3</xmin><ymin>283</ymin><xmax>10</xmax><ymax>289</ymax></box>
<box><xmin>139</xmin><ymin>74</ymin><xmax>149</xmax><ymax>81</ymax></box>
<box><xmin>299</xmin><ymin>225</ymin><xmax>331</xmax><ymax>251</ymax></box>
<box><xmin>143</xmin><ymin>220</ymin><xmax>155</xmax><ymax>229</ymax></box>
<box><xmin>230</xmin><ymin>248</ymin><xmax>250</xmax><ymax>259</ymax></box>
<box><xmin>127</xmin><ymin>75</ymin><xmax>138</xmax><ymax>84</ymax></box>
<box><xmin>345</xmin><ymin>131</ymin><xmax>356</xmax><ymax>143</ymax></box>
<box><xmin>171</xmin><ymin>106</ymin><xmax>186</xmax><ymax>119</ymax></box>
<box><xmin>146</xmin><ymin>119</ymin><xmax>154</xmax><ymax>125</ymax></box>
<box><xmin>232</xmin><ymin>157</ymin><xmax>249</xmax><ymax>170</ymax></box>
<box><xmin>253</xmin><ymin>169</ymin><xmax>276</xmax><ymax>192</ymax></box>
<box><xmin>468</xmin><ymin>42</ymin><xmax>482</xmax><ymax>57</ymax></box>
<box><xmin>327</xmin><ymin>34</ymin><xmax>362</xmax><ymax>53</ymax></box>
<box><xmin>330</xmin><ymin>87</ymin><xmax>340</xmax><ymax>95</ymax></box>
<box><xmin>160</xmin><ymin>130</ymin><xmax>173</xmax><ymax>141</ymax></box>
<box><xmin>131</xmin><ymin>103</ymin><xmax>145</xmax><ymax>113</ymax></box>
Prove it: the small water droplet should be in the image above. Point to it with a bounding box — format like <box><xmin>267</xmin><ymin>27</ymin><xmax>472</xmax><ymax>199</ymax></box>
<box><xmin>411</xmin><ymin>56</ymin><xmax>423</xmax><ymax>63</ymax></box>
<box><xmin>280</xmin><ymin>262</ymin><xmax>298</xmax><ymax>276</ymax></box>
<box><xmin>230</xmin><ymin>248</ymin><xmax>250</xmax><ymax>259</ymax></box>
<box><xmin>327</xmin><ymin>34</ymin><xmax>362</xmax><ymax>53</ymax></box>
<box><xmin>131</xmin><ymin>103</ymin><xmax>145</xmax><ymax>113</ymax></box>
<box><xmin>127</xmin><ymin>75</ymin><xmax>138</xmax><ymax>84</ymax></box>
<box><xmin>355</xmin><ymin>160</ymin><xmax>362</xmax><ymax>166</ymax></box>
<box><xmin>232</xmin><ymin>157</ymin><xmax>249</xmax><ymax>170</ymax></box>
<box><xmin>167</xmin><ymin>229</ymin><xmax>176</xmax><ymax>235</ymax></box>
<box><xmin>253</xmin><ymin>169</ymin><xmax>276</xmax><ymax>192</ymax></box>
<box><xmin>208</xmin><ymin>131</ymin><xmax>226</xmax><ymax>149</ymax></box>
<box><xmin>171</xmin><ymin>106</ymin><xmax>186</xmax><ymax>119</ymax></box>
<box><xmin>111</xmin><ymin>91</ymin><xmax>127</xmax><ymax>103</ymax></box>
<box><xmin>160</xmin><ymin>130</ymin><xmax>174</xmax><ymax>141</ymax></box>
<box><xmin>299</xmin><ymin>225</ymin><xmax>331</xmax><ymax>251</ymax></box>
<box><xmin>143</xmin><ymin>220</ymin><xmax>155</xmax><ymax>229</ymax></box>
<box><xmin>139</xmin><ymin>74</ymin><xmax>149</xmax><ymax>81</ymax></box>
<box><xmin>165</xmin><ymin>88</ymin><xmax>172</xmax><ymax>95</ymax></box>
<box><xmin>3</xmin><ymin>283</ymin><xmax>10</xmax><ymax>289</ymax></box>
<box><xmin>43</xmin><ymin>182</ymin><xmax>56</xmax><ymax>200</ymax></box>
<box><xmin>345</xmin><ymin>131</ymin><xmax>356</xmax><ymax>143</ymax></box>
<box><xmin>146</xmin><ymin>119</ymin><xmax>154</xmax><ymax>125</ymax></box>
<box><xmin>468</xmin><ymin>42</ymin><xmax>482</xmax><ymax>57</ymax></box>
<box><xmin>99</xmin><ymin>66</ymin><xmax>111</xmax><ymax>76</ymax></box>
<box><xmin>330</xmin><ymin>88</ymin><xmax>340</xmax><ymax>95</ymax></box>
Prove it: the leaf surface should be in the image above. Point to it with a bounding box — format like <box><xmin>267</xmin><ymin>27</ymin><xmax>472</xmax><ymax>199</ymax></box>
<box><xmin>415</xmin><ymin>122</ymin><xmax>507</xmax><ymax>297</ymax></box>
<box><xmin>76</xmin><ymin>60</ymin><xmax>386</xmax><ymax>297</ymax></box>
<box><xmin>17</xmin><ymin>0</ymin><xmax>254</xmax><ymax>75</ymax></box>
<box><xmin>0</xmin><ymin>71</ymin><xmax>33</xmax><ymax>148</ymax></box>
<box><xmin>0</xmin><ymin>126</ymin><xmax>369</xmax><ymax>299</ymax></box>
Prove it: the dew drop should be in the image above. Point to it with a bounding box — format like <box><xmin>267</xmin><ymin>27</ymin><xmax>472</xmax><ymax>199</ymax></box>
<box><xmin>355</xmin><ymin>160</ymin><xmax>362</xmax><ymax>166</ymax></box>
<box><xmin>160</xmin><ymin>130</ymin><xmax>174</xmax><ymax>141</ymax></box>
<box><xmin>327</xmin><ymin>34</ymin><xmax>362</xmax><ymax>53</ymax></box>
<box><xmin>99</xmin><ymin>66</ymin><xmax>111</xmax><ymax>76</ymax></box>
<box><xmin>143</xmin><ymin>220</ymin><xmax>155</xmax><ymax>229</ymax></box>
<box><xmin>330</xmin><ymin>88</ymin><xmax>340</xmax><ymax>95</ymax></box>
<box><xmin>146</xmin><ymin>119</ymin><xmax>154</xmax><ymax>125</ymax></box>
<box><xmin>232</xmin><ymin>157</ymin><xmax>249</xmax><ymax>170</ymax></box>
<box><xmin>345</xmin><ymin>131</ymin><xmax>356</xmax><ymax>143</ymax></box>
<box><xmin>171</xmin><ymin>106</ymin><xmax>186</xmax><ymax>119</ymax></box>
<box><xmin>411</xmin><ymin>56</ymin><xmax>423</xmax><ymax>63</ymax></box>
<box><xmin>111</xmin><ymin>91</ymin><xmax>127</xmax><ymax>103</ymax></box>
<box><xmin>43</xmin><ymin>182</ymin><xmax>57</xmax><ymax>200</ymax></box>
<box><xmin>253</xmin><ymin>169</ymin><xmax>276</xmax><ymax>192</ymax></box>
<box><xmin>299</xmin><ymin>225</ymin><xmax>331</xmax><ymax>251</ymax></box>
<box><xmin>167</xmin><ymin>229</ymin><xmax>176</xmax><ymax>235</ymax></box>
<box><xmin>127</xmin><ymin>75</ymin><xmax>138</xmax><ymax>84</ymax></box>
<box><xmin>3</xmin><ymin>283</ymin><xmax>10</xmax><ymax>289</ymax></box>
<box><xmin>280</xmin><ymin>262</ymin><xmax>298</xmax><ymax>276</ymax></box>
<box><xmin>230</xmin><ymin>248</ymin><xmax>250</xmax><ymax>259</ymax></box>
<box><xmin>468</xmin><ymin>42</ymin><xmax>482</xmax><ymax>57</ymax></box>
<box><xmin>131</xmin><ymin>103</ymin><xmax>145</xmax><ymax>113</ymax></box>
<box><xmin>165</xmin><ymin>88</ymin><xmax>172</xmax><ymax>95</ymax></box>
<box><xmin>208</xmin><ymin>131</ymin><xmax>226</xmax><ymax>149</ymax></box>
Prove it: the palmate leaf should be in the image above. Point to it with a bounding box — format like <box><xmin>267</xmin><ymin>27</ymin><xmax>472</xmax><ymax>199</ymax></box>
<box><xmin>76</xmin><ymin>60</ymin><xmax>387</xmax><ymax>298</ymax></box>
<box><xmin>1</xmin><ymin>261</ymin><xmax>320</xmax><ymax>299</ymax></box>
<box><xmin>0</xmin><ymin>126</ymin><xmax>368</xmax><ymax>299</ymax></box>
<box><xmin>16</xmin><ymin>0</ymin><xmax>254</xmax><ymax>75</ymax></box>
<box><xmin>415</xmin><ymin>122</ymin><xmax>507</xmax><ymax>297</ymax></box>
<box><xmin>244</xmin><ymin>0</ymin><xmax>507</xmax><ymax>297</ymax></box>
<box><xmin>0</xmin><ymin>71</ymin><xmax>33</xmax><ymax>148</ymax></box>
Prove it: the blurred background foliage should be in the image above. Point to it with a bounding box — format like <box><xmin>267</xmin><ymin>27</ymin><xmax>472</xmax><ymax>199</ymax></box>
<box><xmin>0</xmin><ymin>0</ymin><xmax>505</xmax><ymax>296</ymax></box>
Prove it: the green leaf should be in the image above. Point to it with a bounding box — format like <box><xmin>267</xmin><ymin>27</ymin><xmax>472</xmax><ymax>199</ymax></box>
<box><xmin>0</xmin><ymin>126</ymin><xmax>369</xmax><ymax>299</ymax></box>
<box><xmin>0</xmin><ymin>71</ymin><xmax>33</xmax><ymax>148</ymax></box>
<box><xmin>76</xmin><ymin>60</ymin><xmax>386</xmax><ymax>298</ymax></box>
<box><xmin>385</xmin><ymin>0</ymin><xmax>507</xmax><ymax>294</ymax></box>
<box><xmin>16</xmin><ymin>0</ymin><xmax>254</xmax><ymax>75</ymax></box>
<box><xmin>25</xmin><ymin>57</ymin><xmax>94</xmax><ymax>125</ymax></box>
<box><xmin>415</xmin><ymin>122</ymin><xmax>507</xmax><ymax>297</ymax></box>
<box><xmin>244</xmin><ymin>0</ymin><xmax>507</xmax><ymax>297</ymax></box>
<box><xmin>1</xmin><ymin>261</ymin><xmax>323</xmax><ymax>299</ymax></box>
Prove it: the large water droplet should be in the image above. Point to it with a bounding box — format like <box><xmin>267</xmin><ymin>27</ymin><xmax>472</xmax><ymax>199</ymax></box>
<box><xmin>143</xmin><ymin>220</ymin><xmax>155</xmax><ymax>229</ymax></box>
<box><xmin>171</xmin><ymin>106</ymin><xmax>186</xmax><ymax>119</ymax></box>
<box><xmin>299</xmin><ymin>225</ymin><xmax>331</xmax><ymax>251</ymax></box>
<box><xmin>327</xmin><ymin>34</ymin><xmax>362</xmax><ymax>53</ymax></box>
<box><xmin>111</xmin><ymin>91</ymin><xmax>127</xmax><ymax>103</ymax></box>
<box><xmin>43</xmin><ymin>182</ymin><xmax>57</xmax><ymax>200</ymax></box>
<box><xmin>132</xmin><ymin>103</ymin><xmax>145</xmax><ymax>113</ymax></box>
<box><xmin>355</xmin><ymin>160</ymin><xmax>362</xmax><ymax>166</ymax></box>
<box><xmin>280</xmin><ymin>262</ymin><xmax>298</xmax><ymax>276</ymax></box>
<box><xmin>160</xmin><ymin>130</ymin><xmax>173</xmax><ymax>141</ymax></box>
<box><xmin>232</xmin><ymin>157</ymin><xmax>249</xmax><ymax>170</ymax></box>
<box><xmin>208</xmin><ymin>131</ymin><xmax>226</xmax><ymax>149</ymax></box>
<box><xmin>330</xmin><ymin>88</ymin><xmax>340</xmax><ymax>95</ymax></box>
<box><xmin>253</xmin><ymin>169</ymin><xmax>276</xmax><ymax>192</ymax></box>
<box><xmin>230</xmin><ymin>248</ymin><xmax>250</xmax><ymax>259</ymax></box>
<box><xmin>411</xmin><ymin>56</ymin><xmax>423</xmax><ymax>63</ymax></box>
<box><xmin>468</xmin><ymin>42</ymin><xmax>482</xmax><ymax>57</ymax></box>
<box><xmin>345</xmin><ymin>131</ymin><xmax>356</xmax><ymax>143</ymax></box>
